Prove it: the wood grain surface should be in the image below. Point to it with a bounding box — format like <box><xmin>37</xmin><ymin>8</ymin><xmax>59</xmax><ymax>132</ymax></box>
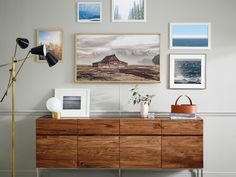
<box><xmin>162</xmin><ymin>119</ymin><xmax>203</xmax><ymax>135</ymax></box>
<box><xmin>120</xmin><ymin>136</ymin><xmax>161</xmax><ymax>168</ymax></box>
<box><xmin>78</xmin><ymin>136</ymin><xmax>119</xmax><ymax>168</ymax></box>
<box><xmin>120</xmin><ymin>119</ymin><xmax>162</xmax><ymax>135</ymax></box>
<box><xmin>36</xmin><ymin>118</ymin><xmax>77</xmax><ymax>135</ymax></box>
<box><xmin>162</xmin><ymin>136</ymin><xmax>203</xmax><ymax>168</ymax></box>
<box><xmin>36</xmin><ymin>136</ymin><xmax>77</xmax><ymax>168</ymax></box>
<box><xmin>78</xmin><ymin>119</ymin><xmax>119</xmax><ymax>135</ymax></box>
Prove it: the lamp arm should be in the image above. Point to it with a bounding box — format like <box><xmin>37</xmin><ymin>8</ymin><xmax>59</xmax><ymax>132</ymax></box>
<box><xmin>0</xmin><ymin>56</ymin><xmax>32</xmax><ymax>68</ymax></box>
<box><xmin>0</xmin><ymin>52</ymin><xmax>31</xmax><ymax>102</ymax></box>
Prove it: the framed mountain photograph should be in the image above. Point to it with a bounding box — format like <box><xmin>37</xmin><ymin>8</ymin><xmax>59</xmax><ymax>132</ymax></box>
<box><xmin>75</xmin><ymin>33</ymin><xmax>161</xmax><ymax>83</ymax></box>
<box><xmin>169</xmin><ymin>54</ymin><xmax>206</xmax><ymax>89</ymax></box>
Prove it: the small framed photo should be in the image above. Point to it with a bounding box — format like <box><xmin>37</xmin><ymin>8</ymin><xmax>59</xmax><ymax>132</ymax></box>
<box><xmin>37</xmin><ymin>29</ymin><xmax>64</xmax><ymax>62</ymax></box>
<box><xmin>169</xmin><ymin>23</ymin><xmax>211</xmax><ymax>49</ymax></box>
<box><xmin>77</xmin><ymin>2</ymin><xmax>102</xmax><ymax>23</ymax></box>
<box><xmin>169</xmin><ymin>54</ymin><xmax>206</xmax><ymax>89</ymax></box>
<box><xmin>112</xmin><ymin>0</ymin><xmax>146</xmax><ymax>22</ymax></box>
<box><xmin>55</xmin><ymin>88</ymin><xmax>90</xmax><ymax>118</ymax></box>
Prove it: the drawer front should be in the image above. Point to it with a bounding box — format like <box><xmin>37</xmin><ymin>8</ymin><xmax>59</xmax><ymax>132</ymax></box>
<box><xmin>36</xmin><ymin>119</ymin><xmax>77</xmax><ymax>135</ymax></box>
<box><xmin>162</xmin><ymin>119</ymin><xmax>203</xmax><ymax>135</ymax></box>
<box><xmin>120</xmin><ymin>136</ymin><xmax>161</xmax><ymax>168</ymax></box>
<box><xmin>78</xmin><ymin>136</ymin><xmax>119</xmax><ymax>168</ymax></box>
<box><xmin>36</xmin><ymin>136</ymin><xmax>77</xmax><ymax>168</ymax></box>
<box><xmin>162</xmin><ymin>136</ymin><xmax>203</xmax><ymax>168</ymax></box>
<box><xmin>120</xmin><ymin>119</ymin><xmax>161</xmax><ymax>135</ymax></box>
<box><xmin>78</xmin><ymin>119</ymin><xmax>119</xmax><ymax>135</ymax></box>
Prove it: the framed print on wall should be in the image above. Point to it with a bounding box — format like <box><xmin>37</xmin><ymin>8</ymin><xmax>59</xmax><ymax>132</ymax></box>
<box><xmin>112</xmin><ymin>0</ymin><xmax>146</xmax><ymax>22</ymax></box>
<box><xmin>77</xmin><ymin>2</ymin><xmax>102</xmax><ymax>22</ymax></box>
<box><xmin>75</xmin><ymin>33</ymin><xmax>161</xmax><ymax>83</ymax></box>
<box><xmin>169</xmin><ymin>54</ymin><xmax>206</xmax><ymax>89</ymax></box>
<box><xmin>169</xmin><ymin>23</ymin><xmax>211</xmax><ymax>49</ymax></box>
<box><xmin>55</xmin><ymin>88</ymin><xmax>90</xmax><ymax>118</ymax></box>
<box><xmin>37</xmin><ymin>29</ymin><xmax>64</xmax><ymax>62</ymax></box>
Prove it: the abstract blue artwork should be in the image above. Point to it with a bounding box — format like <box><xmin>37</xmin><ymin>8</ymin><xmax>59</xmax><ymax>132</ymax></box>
<box><xmin>77</xmin><ymin>2</ymin><xmax>102</xmax><ymax>22</ymax></box>
<box><xmin>170</xmin><ymin>23</ymin><xmax>211</xmax><ymax>49</ymax></box>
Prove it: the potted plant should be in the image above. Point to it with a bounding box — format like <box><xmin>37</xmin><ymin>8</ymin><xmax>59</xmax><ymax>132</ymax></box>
<box><xmin>130</xmin><ymin>85</ymin><xmax>155</xmax><ymax>117</ymax></box>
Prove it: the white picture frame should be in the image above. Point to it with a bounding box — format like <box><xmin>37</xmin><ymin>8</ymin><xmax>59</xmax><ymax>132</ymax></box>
<box><xmin>169</xmin><ymin>23</ymin><xmax>211</xmax><ymax>49</ymax></box>
<box><xmin>77</xmin><ymin>2</ymin><xmax>102</xmax><ymax>23</ymax></box>
<box><xmin>55</xmin><ymin>88</ymin><xmax>90</xmax><ymax>118</ymax></box>
<box><xmin>169</xmin><ymin>54</ymin><xmax>206</xmax><ymax>89</ymax></box>
<box><xmin>112</xmin><ymin>0</ymin><xmax>146</xmax><ymax>22</ymax></box>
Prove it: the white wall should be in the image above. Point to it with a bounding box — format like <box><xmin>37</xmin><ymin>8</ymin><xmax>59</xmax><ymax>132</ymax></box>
<box><xmin>0</xmin><ymin>0</ymin><xmax>236</xmax><ymax>177</ymax></box>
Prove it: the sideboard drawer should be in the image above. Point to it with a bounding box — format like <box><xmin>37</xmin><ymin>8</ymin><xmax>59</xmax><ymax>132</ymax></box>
<box><xmin>78</xmin><ymin>119</ymin><xmax>119</xmax><ymax>135</ymax></box>
<box><xmin>120</xmin><ymin>119</ymin><xmax>162</xmax><ymax>135</ymax></box>
<box><xmin>162</xmin><ymin>119</ymin><xmax>203</xmax><ymax>135</ymax></box>
<box><xmin>36</xmin><ymin>118</ymin><xmax>77</xmax><ymax>135</ymax></box>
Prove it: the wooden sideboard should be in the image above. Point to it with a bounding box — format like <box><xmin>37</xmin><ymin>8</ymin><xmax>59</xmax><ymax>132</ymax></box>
<box><xmin>36</xmin><ymin>116</ymin><xmax>203</xmax><ymax>175</ymax></box>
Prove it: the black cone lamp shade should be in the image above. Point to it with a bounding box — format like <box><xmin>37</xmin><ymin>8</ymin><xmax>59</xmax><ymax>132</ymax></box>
<box><xmin>30</xmin><ymin>45</ymin><xmax>46</xmax><ymax>56</ymax></box>
<box><xmin>45</xmin><ymin>52</ymin><xmax>59</xmax><ymax>67</ymax></box>
<box><xmin>16</xmin><ymin>38</ymin><xmax>29</xmax><ymax>49</ymax></box>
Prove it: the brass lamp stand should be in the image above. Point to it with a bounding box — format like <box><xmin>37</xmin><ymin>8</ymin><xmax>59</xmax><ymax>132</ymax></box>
<box><xmin>0</xmin><ymin>38</ymin><xmax>58</xmax><ymax>177</ymax></box>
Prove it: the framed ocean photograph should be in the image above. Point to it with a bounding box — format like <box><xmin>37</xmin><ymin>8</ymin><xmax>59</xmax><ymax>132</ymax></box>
<box><xmin>37</xmin><ymin>29</ymin><xmax>63</xmax><ymax>62</ymax></box>
<box><xmin>77</xmin><ymin>2</ymin><xmax>102</xmax><ymax>22</ymax></box>
<box><xmin>75</xmin><ymin>33</ymin><xmax>160</xmax><ymax>83</ymax></box>
<box><xmin>112</xmin><ymin>0</ymin><xmax>146</xmax><ymax>22</ymax></box>
<box><xmin>55</xmin><ymin>88</ymin><xmax>90</xmax><ymax>118</ymax></box>
<box><xmin>169</xmin><ymin>54</ymin><xmax>206</xmax><ymax>89</ymax></box>
<box><xmin>169</xmin><ymin>23</ymin><xmax>211</xmax><ymax>49</ymax></box>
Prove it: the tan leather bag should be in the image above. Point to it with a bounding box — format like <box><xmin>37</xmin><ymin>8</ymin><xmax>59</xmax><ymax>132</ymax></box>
<box><xmin>171</xmin><ymin>95</ymin><xmax>197</xmax><ymax>114</ymax></box>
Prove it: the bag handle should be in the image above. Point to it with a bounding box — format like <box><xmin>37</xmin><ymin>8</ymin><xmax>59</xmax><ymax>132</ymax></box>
<box><xmin>175</xmin><ymin>95</ymin><xmax>193</xmax><ymax>105</ymax></box>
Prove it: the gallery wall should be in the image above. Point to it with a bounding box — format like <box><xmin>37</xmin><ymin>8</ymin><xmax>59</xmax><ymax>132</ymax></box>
<box><xmin>0</xmin><ymin>0</ymin><xmax>236</xmax><ymax>177</ymax></box>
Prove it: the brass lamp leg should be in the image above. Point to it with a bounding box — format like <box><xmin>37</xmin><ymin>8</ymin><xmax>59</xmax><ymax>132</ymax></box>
<box><xmin>11</xmin><ymin>59</ymin><xmax>16</xmax><ymax>177</ymax></box>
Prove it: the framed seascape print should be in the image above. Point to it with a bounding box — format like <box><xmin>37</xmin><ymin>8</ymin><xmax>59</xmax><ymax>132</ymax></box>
<box><xmin>75</xmin><ymin>33</ymin><xmax>161</xmax><ymax>83</ymax></box>
<box><xmin>37</xmin><ymin>29</ymin><xmax>64</xmax><ymax>62</ymax></box>
<box><xmin>77</xmin><ymin>2</ymin><xmax>102</xmax><ymax>23</ymax></box>
<box><xmin>169</xmin><ymin>23</ymin><xmax>211</xmax><ymax>49</ymax></box>
<box><xmin>55</xmin><ymin>88</ymin><xmax>90</xmax><ymax>118</ymax></box>
<box><xmin>169</xmin><ymin>54</ymin><xmax>206</xmax><ymax>89</ymax></box>
<box><xmin>112</xmin><ymin>0</ymin><xmax>146</xmax><ymax>22</ymax></box>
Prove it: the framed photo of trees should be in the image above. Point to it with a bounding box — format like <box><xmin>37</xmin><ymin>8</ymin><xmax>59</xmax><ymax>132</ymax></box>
<box><xmin>112</xmin><ymin>0</ymin><xmax>146</xmax><ymax>22</ymax></box>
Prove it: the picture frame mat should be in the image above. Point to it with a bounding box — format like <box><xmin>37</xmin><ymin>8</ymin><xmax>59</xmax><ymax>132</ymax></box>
<box><xmin>169</xmin><ymin>23</ymin><xmax>211</xmax><ymax>50</ymax></box>
<box><xmin>169</xmin><ymin>54</ymin><xmax>206</xmax><ymax>89</ymax></box>
<box><xmin>55</xmin><ymin>88</ymin><xmax>90</xmax><ymax>118</ymax></box>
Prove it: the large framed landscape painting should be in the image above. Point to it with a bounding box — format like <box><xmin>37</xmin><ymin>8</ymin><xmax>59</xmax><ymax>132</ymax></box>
<box><xmin>169</xmin><ymin>54</ymin><xmax>206</xmax><ymax>89</ymax></box>
<box><xmin>169</xmin><ymin>23</ymin><xmax>211</xmax><ymax>49</ymax></box>
<box><xmin>112</xmin><ymin>0</ymin><xmax>146</xmax><ymax>22</ymax></box>
<box><xmin>75</xmin><ymin>34</ymin><xmax>160</xmax><ymax>83</ymax></box>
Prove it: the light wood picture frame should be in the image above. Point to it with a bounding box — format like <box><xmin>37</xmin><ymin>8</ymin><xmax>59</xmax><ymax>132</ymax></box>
<box><xmin>75</xmin><ymin>33</ymin><xmax>161</xmax><ymax>83</ymax></box>
<box><xmin>169</xmin><ymin>54</ymin><xmax>206</xmax><ymax>89</ymax></box>
<box><xmin>36</xmin><ymin>29</ymin><xmax>64</xmax><ymax>62</ymax></box>
<box><xmin>54</xmin><ymin>88</ymin><xmax>90</xmax><ymax>118</ymax></box>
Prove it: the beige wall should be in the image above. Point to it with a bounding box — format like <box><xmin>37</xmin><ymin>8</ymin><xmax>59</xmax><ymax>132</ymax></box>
<box><xmin>0</xmin><ymin>0</ymin><xmax>236</xmax><ymax>176</ymax></box>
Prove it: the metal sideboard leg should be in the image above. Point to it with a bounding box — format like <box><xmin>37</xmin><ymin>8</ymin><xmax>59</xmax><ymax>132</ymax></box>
<box><xmin>118</xmin><ymin>168</ymin><xmax>121</xmax><ymax>177</ymax></box>
<box><xmin>201</xmin><ymin>169</ymin><xmax>203</xmax><ymax>177</ymax></box>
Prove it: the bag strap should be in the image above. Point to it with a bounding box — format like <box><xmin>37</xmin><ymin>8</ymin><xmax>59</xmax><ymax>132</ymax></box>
<box><xmin>175</xmin><ymin>95</ymin><xmax>193</xmax><ymax>105</ymax></box>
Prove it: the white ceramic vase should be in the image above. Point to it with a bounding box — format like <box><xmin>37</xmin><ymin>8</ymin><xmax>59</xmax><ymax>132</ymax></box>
<box><xmin>140</xmin><ymin>102</ymin><xmax>149</xmax><ymax>118</ymax></box>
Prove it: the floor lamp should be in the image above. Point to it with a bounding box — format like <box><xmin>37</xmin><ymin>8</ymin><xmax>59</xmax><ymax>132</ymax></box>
<box><xmin>0</xmin><ymin>38</ymin><xmax>59</xmax><ymax>177</ymax></box>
